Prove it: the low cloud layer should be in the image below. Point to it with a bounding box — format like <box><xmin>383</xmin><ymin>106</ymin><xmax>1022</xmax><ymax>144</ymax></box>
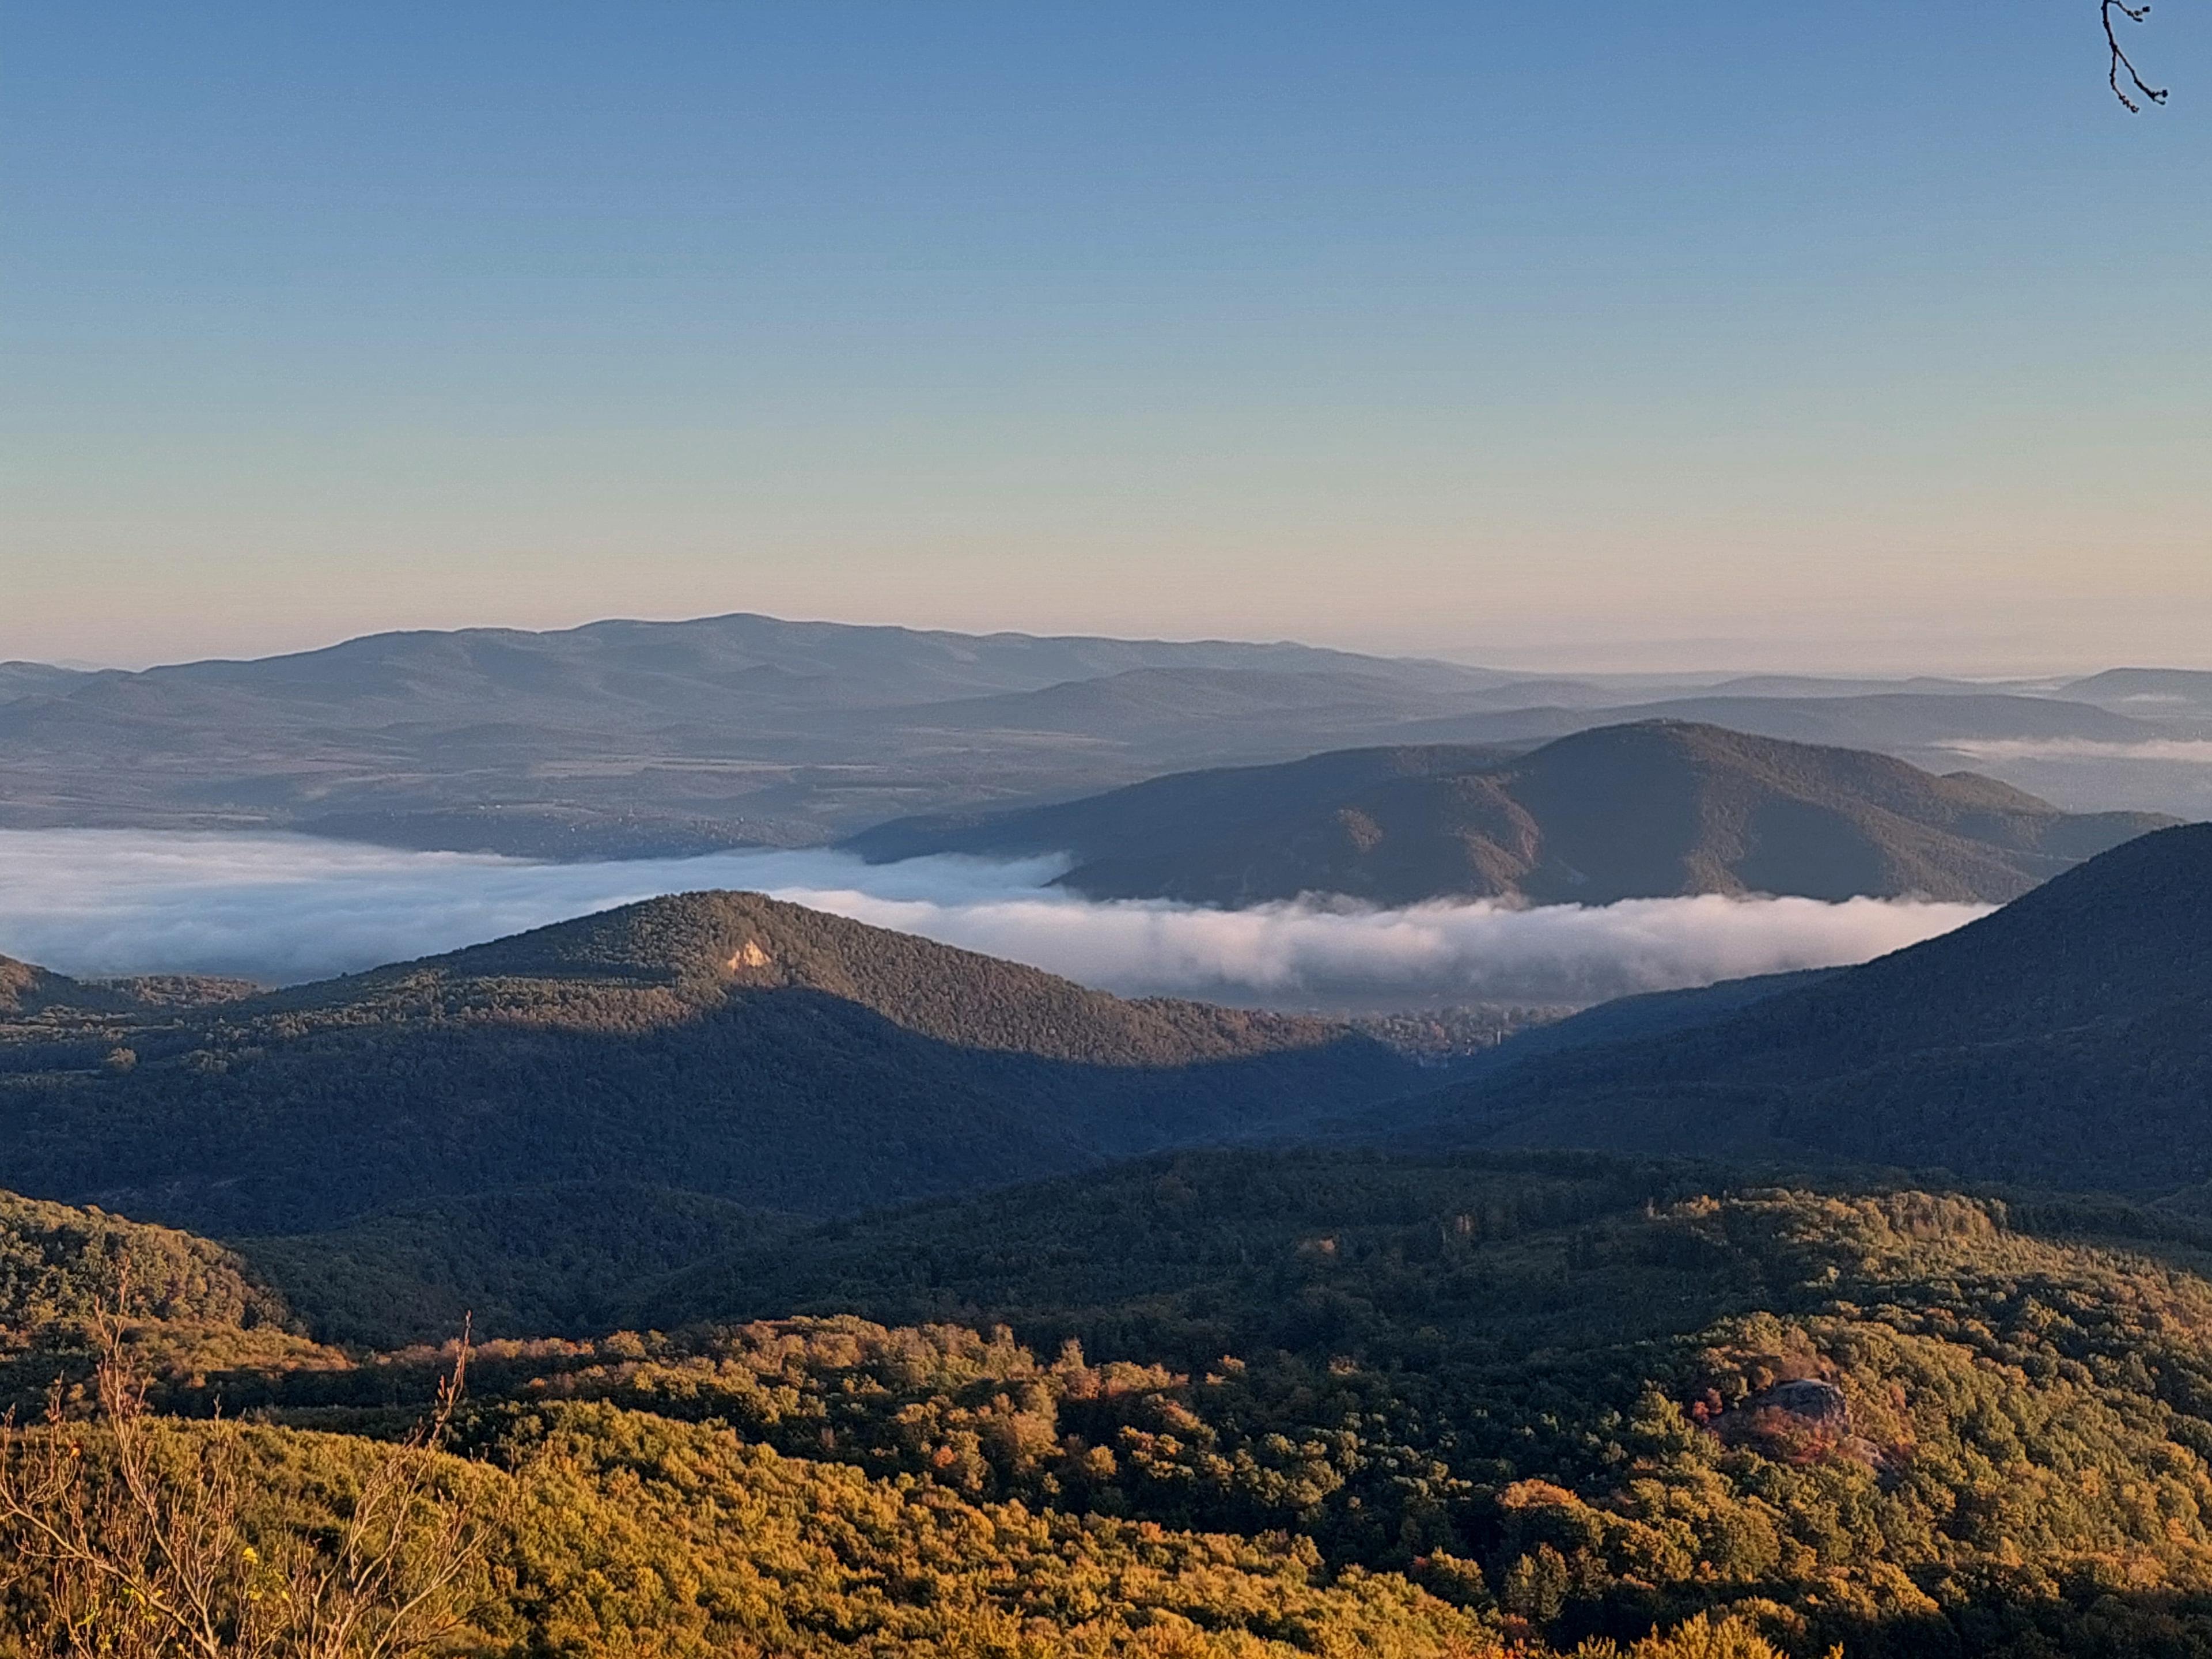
<box><xmin>808</xmin><ymin>888</ymin><xmax>1987</xmax><ymax>1006</ymax></box>
<box><xmin>0</xmin><ymin>830</ymin><xmax>1988</xmax><ymax>1008</ymax></box>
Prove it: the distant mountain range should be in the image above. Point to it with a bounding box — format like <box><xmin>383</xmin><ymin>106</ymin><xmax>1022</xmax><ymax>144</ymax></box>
<box><xmin>1388</xmin><ymin>691</ymin><xmax>2156</xmax><ymax>752</ymax></box>
<box><xmin>0</xmin><ymin>614</ymin><xmax>1518</xmax><ymax>852</ymax></box>
<box><xmin>0</xmin><ymin>891</ymin><xmax>1421</xmax><ymax>1237</ymax></box>
<box><xmin>2063</xmin><ymin>667</ymin><xmax>2212</xmax><ymax>710</ymax></box>
<box><xmin>1374</xmin><ymin>821</ymin><xmax>2212</xmax><ymax>1192</ymax></box>
<box><xmin>854</xmin><ymin>721</ymin><xmax>2175</xmax><ymax>905</ymax></box>
<box><xmin>5</xmin><ymin>614</ymin><xmax>2210</xmax><ymax>853</ymax></box>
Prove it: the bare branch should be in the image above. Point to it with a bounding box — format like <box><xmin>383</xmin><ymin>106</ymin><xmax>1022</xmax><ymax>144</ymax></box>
<box><xmin>0</xmin><ymin>1302</ymin><xmax>487</xmax><ymax>1659</ymax></box>
<box><xmin>2104</xmin><ymin>0</ymin><xmax>2169</xmax><ymax>112</ymax></box>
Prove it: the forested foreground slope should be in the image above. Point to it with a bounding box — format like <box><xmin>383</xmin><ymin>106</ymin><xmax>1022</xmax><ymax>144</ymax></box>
<box><xmin>0</xmin><ymin>892</ymin><xmax>1421</xmax><ymax>1235</ymax></box>
<box><xmin>1378</xmin><ymin>823</ymin><xmax>2212</xmax><ymax>1191</ymax></box>
<box><xmin>20</xmin><ymin>1152</ymin><xmax>2212</xmax><ymax>1653</ymax></box>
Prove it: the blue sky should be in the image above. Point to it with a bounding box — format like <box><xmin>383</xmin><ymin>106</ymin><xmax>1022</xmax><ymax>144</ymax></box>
<box><xmin>5</xmin><ymin>2</ymin><xmax>2207</xmax><ymax>671</ymax></box>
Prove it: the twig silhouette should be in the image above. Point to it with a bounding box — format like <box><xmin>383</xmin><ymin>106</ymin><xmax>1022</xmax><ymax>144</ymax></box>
<box><xmin>2103</xmin><ymin>0</ymin><xmax>2169</xmax><ymax>111</ymax></box>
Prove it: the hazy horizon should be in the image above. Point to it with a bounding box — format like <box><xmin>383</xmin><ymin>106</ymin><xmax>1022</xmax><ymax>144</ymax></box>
<box><xmin>7</xmin><ymin>3</ymin><xmax>2208</xmax><ymax>675</ymax></box>
<box><xmin>2</xmin><ymin>604</ymin><xmax>2200</xmax><ymax>684</ymax></box>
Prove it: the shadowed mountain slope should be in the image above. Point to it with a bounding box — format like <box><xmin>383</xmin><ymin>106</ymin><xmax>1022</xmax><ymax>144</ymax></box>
<box><xmin>0</xmin><ymin>892</ymin><xmax>1423</xmax><ymax>1236</ymax></box>
<box><xmin>1376</xmin><ymin>823</ymin><xmax>2212</xmax><ymax>1191</ymax></box>
<box><xmin>237</xmin><ymin>1182</ymin><xmax>798</xmax><ymax>1347</ymax></box>
<box><xmin>853</xmin><ymin>721</ymin><xmax>2172</xmax><ymax>906</ymax></box>
<box><xmin>296</xmin><ymin>888</ymin><xmax>1363</xmax><ymax>1064</ymax></box>
<box><xmin>0</xmin><ymin>1184</ymin><xmax>342</xmax><ymax>1401</ymax></box>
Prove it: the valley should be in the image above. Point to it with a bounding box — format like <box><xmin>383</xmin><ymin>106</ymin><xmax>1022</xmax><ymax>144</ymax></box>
<box><xmin>5</xmin><ymin>624</ymin><xmax>2212</xmax><ymax>1659</ymax></box>
<box><xmin>2</xmin><ymin>804</ymin><xmax>2211</xmax><ymax>1653</ymax></box>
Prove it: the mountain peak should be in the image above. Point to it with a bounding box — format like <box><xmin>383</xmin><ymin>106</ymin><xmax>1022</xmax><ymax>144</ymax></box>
<box><xmin>427</xmin><ymin>890</ymin><xmax>810</xmax><ymax>986</ymax></box>
<box><xmin>310</xmin><ymin>889</ymin><xmax>1361</xmax><ymax>1070</ymax></box>
<box><xmin>851</xmin><ymin>721</ymin><xmax>2176</xmax><ymax>907</ymax></box>
<box><xmin>0</xmin><ymin>892</ymin><xmax>1417</xmax><ymax>1235</ymax></box>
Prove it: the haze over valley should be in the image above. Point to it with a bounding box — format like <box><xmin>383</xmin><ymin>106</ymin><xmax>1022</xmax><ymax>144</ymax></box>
<box><xmin>9</xmin><ymin>615</ymin><xmax>2212</xmax><ymax>857</ymax></box>
<box><xmin>0</xmin><ymin>614</ymin><xmax>2196</xmax><ymax>1010</ymax></box>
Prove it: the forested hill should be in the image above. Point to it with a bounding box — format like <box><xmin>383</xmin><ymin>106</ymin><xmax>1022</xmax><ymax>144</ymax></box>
<box><xmin>599</xmin><ymin>1148</ymin><xmax>2212</xmax><ymax>1654</ymax></box>
<box><xmin>314</xmin><ymin>888</ymin><xmax>1352</xmax><ymax>1065</ymax></box>
<box><xmin>0</xmin><ymin>1185</ymin><xmax>339</xmax><ymax>1397</ymax></box>
<box><xmin>850</xmin><ymin>719</ymin><xmax>2173</xmax><ymax>906</ymax></box>
<box><xmin>47</xmin><ymin>1147</ymin><xmax>2212</xmax><ymax>1656</ymax></box>
<box><xmin>1381</xmin><ymin>821</ymin><xmax>2212</xmax><ymax>1191</ymax></box>
<box><xmin>0</xmin><ymin>956</ymin><xmax>257</xmax><ymax>1017</ymax></box>
<box><xmin>0</xmin><ymin>1186</ymin><xmax>291</xmax><ymax>1336</ymax></box>
<box><xmin>0</xmin><ymin>955</ymin><xmax>129</xmax><ymax>1016</ymax></box>
<box><xmin>0</xmin><ymin>892</ymin><xmax>1422</xmax><ymax>1235</ymax></box>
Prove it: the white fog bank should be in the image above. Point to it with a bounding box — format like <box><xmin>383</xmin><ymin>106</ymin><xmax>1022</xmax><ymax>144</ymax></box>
<box><xmin>0</xmin><ymin>830</ymin><xmax>1990</xmax><ymax>1008</ymax></box>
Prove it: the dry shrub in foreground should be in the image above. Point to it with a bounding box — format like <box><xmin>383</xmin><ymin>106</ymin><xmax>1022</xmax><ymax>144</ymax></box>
<box><xmin>0</xmin><ymin>1311</ymin><xmax>484</xmax><ymax>1659</ymax></box>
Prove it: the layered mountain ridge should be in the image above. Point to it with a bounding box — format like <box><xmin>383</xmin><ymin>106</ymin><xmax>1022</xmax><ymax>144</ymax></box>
<box><xmin>855</xmin><ymin>721</ymin><xmax>2176</xmax><ymax>906</ymax></box>
<box><xmin>0</xmin><ymin>891</ymin><xmax>1421</xmax><ymax>1236</ymax></box>
<box><xmin>8</xmin><ymin>613</ymin><xmax>2210</xmax><ymax>852</ymax></box>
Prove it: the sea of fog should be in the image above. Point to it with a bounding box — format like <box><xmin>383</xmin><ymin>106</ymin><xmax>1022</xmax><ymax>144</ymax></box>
<box><xmin>0</xmin><ymin>829</ymin><xmax>1991</xmax><ymax>1009</ymax></box>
